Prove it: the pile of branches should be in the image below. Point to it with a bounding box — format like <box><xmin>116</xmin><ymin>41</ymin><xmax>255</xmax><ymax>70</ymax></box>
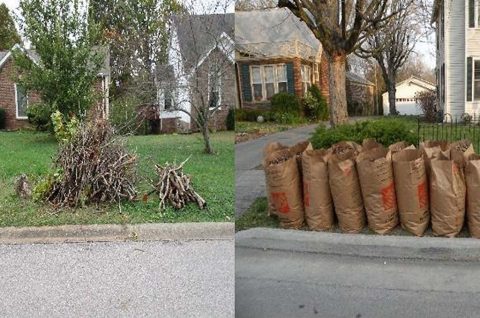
<box><xmin>43</xmin><ymin>120</ymin><xmax>137</xmax><ymax>207</ymax></box>
<box><xmin>151</xmin><ymin>159</ymin><xmax>206</xmax><ymax>210</ymax></box>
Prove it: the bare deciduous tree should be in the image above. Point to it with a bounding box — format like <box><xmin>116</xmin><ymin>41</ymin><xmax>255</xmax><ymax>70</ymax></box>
<box><xmin>164</xmin><ymin>0</ymin><xmax>234</xmax><ymax>154</ymax></box>
<box><xmin>357</xmin><ymin>0</ymin><xmax>419</xmax><ymax>115</ymax></box>
<box><xmin>235</xmin><ymin>0</ymin><xmax>277</xmax><ymax>10</ymax></box>
<box><xmin>278</xmin><ymin>0</ymin><xmax>396</xmax><ymax>126</ymax></box>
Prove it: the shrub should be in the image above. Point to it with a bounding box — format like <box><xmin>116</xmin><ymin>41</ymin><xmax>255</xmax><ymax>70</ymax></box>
<box><xmin>0</xmin><ymin>108</ymin><xmax>5</xmax><ymax>129</ymax></box>
<box><xmin>51</xmin><ymin>111</ymin><xmax>79</xmax><ymax>143</ymax></box>
<box><xmin>26</xmin><ymin>102</ymin><xmax>53</xmax><ymax>131</ymax></box>
<box><xmin>303</xmin><ymin>85</ymin><xmax>329</xmax><ymax>121</ymax></box>
<box><xmin>416</xmin><ymin>90</ymin><xmax>437</xmax><ymax>122</ymax></box>
<box><xmin>273</xmin><ymin>112</ymin><xmax>304</xmax><ymax>125</ymax></box>
<box><xmin>271</xmin><ymin>92</ymin><xmax>301</xmax><ymax>115</ymax></box>
<box><xmin>310</xmin><ymin>119</ymin><xmax>417</xmax><ymax>149</ymax></box>
<box><xmin>226</xmin><ymin>108</ymin><xmax>235</xmax><ymax>130</ymax></box>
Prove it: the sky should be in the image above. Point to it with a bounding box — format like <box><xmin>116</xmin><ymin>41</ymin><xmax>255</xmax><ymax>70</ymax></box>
<box><xmin>1</xmin><ymin>0</ymin><xmax>431</xmax><ymax>66</ymax></box>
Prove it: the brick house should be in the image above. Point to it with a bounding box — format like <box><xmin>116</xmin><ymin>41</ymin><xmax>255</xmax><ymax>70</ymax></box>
<box><xmin>155</xmin><ymin>13</ymin><xmax>235</xmax><ymax>133</ymax></box>
<box><xmin>0</xmin><ymin>44</ymin><xmax>110</xmax><ymax>130</ymax></box>
<box><xmin>235</xmin><ymin>8</ymin><xmax>375</xmax><ymax>113</ymax></box>
<box><xmin>346</xmin><ymin>72</ymin><xmax>376</xmax><ymax>116</ymax></box>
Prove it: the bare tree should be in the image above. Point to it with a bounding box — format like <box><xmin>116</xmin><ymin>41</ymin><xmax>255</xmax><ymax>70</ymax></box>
<box><xmin>278</xmin><ymin>0</ymin><xmax>398</xmax><ymax>126</ymax></box>
<box><xmin>235</xmin><ymin>0</ymin><xmax>277</xmax><ymax>10</ymax></box>
<box><xmin>163</xmin><ymin>0</ymin><xmax>234</xmax><ymax>154</ymax></box>
<box><xmin>357</xmin><ymin>0</ymin><xmax>419</xmax><ymax>115</ymax></box>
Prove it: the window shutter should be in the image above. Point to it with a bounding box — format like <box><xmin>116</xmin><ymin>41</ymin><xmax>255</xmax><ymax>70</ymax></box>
<box><xmin>470</xmin><ymin>0</ymin><xmax>475</xmax><ymax>28</ymax></box>
<box><xmin>286</xmin><ymin>62</ymin><xmax>294</xmax><ymax>94</ymax></box>
<box><xmin>240</xmin><ymin>64</ymin><xmax>252</xmax><ymax>102</ymax></box>
<box><xmin>467</xmin><ymin>57</ymin><xmax>473</xmax><ymax>102</ymax></box>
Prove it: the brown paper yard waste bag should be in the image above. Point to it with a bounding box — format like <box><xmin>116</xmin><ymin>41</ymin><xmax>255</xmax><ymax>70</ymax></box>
<box><xmin>263</xmin><ymin>142</ymin><xmax>288</xmax><ymax>216</ymax></box>
<box><xmin>388</xmin><ymin>141</ymin><xmax>414</xmax><ymax>154</ymax></box>
<box><xmin>430</xmin><ymin>153</ymin><xmax>466</xmax><ymax>237</ymax></box>
<box><xmin>263</xmin><ymin>149</ymin><xmax>304</xmax><ymax>229</ymax></box>
<box><xmin>356</xmin><ymin>147</ymin><xmax>399</xmax><ymax>234</ymax></box>
<box><xmin>302</xmin><ymin>149</ymin><xmax>334</xmax><ymax>231</ymax></box>
<box><xmin>289</xmin><ymin>140</ymin><xmax>311</xmax><ymax>177</ymax></box>
<box><xmin>392</xmin><ymin>149</ymin><xmax>429</xmax><ymax>236</ymax></box>
<box><xmin>420</xmin><ymin>140</ymin><xmax>450</xmax><ymax>175</ymax></box>
<box><xmin>328</xmin><ymin>142</ymin><xmax>365</xmax><ymax>233</ymax></box>
<box><xmin>450</xmin><ymin>140</ymin><xmax>475</xmax><ymax>167</ymax></box>
<box><xmin>466</xmin><ymin>154</ymin><xmax>480</xmax><ymax>238</ymax></box>
<box><xmin>362</xmin><ymin>138</ymin><xmax>382</xmax><ymax>151</ymax></box>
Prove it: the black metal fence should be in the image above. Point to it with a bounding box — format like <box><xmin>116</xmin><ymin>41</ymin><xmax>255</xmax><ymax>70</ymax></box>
<box><xmin>417</xmin><ymin>113</ymin><xmax>480</xmax><ymax>151</ymax></box>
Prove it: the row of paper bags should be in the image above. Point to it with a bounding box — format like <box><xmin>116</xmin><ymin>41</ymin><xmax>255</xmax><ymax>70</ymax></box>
<box><xmin>263</xmin><ymin>139</ymin><xmax>480</xmax><ymax>237</ymax></box>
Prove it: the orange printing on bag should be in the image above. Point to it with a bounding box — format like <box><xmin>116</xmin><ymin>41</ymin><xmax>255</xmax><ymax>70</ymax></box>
<box><xmin>381</xmin><ymin>182</ymin><xmax>396</xmax><ymax>210</ymax></box>
<box><xmin>271</xmin><ymin>192</ymin><xmax>290</xmax><ymax>214</ymax></box>
<box><xmin>303</xmin><ymin>183</ymin><xmax>310</xmax><ymax>208</ymax></box>
<box><xmin>417</xmin><ymin>181</ymin><xmax>427</xmax><ymax>209</ymax></box>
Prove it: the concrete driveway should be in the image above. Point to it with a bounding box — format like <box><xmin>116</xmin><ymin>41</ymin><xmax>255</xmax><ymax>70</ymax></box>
<box><xmin>235</xmin><ymin>124</ymin><xmax>319</xmax><ymax>217</ymax></box>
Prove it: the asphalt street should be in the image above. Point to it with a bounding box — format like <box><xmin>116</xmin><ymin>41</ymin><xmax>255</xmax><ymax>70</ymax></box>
<box><xmin>0</xmin><ymin>239</ymin><xmax>234</xmax><ymax>318</ymax></box>
<box><xmin>236</xmin><ymin>245</ymin><xmax>480</xmax><ymax>318</ymax></box>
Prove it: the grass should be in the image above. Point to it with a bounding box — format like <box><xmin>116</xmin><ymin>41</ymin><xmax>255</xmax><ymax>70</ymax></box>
<box><xmin>235</xmin><ymin>197</ymin><xmax>279</xmax><ymax>232</ymax></box>
<box><xmin>235</xmin><ymin>121</ymin><xmax>309</xmax><ymax>135</ymax></box>
<box><xmin>0</xmin><ymin>131</ymin><xmax>234</xmax><ymax>227</ymax></box>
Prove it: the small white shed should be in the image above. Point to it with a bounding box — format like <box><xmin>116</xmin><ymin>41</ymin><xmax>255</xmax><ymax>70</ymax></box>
<box><xmin>382</xmin><ymin>76</ymin><xmax>436</xmax><ymax>115</ymax></box>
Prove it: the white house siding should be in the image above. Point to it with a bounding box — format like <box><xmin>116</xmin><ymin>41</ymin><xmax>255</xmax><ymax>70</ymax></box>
<box><xmin>163</xmin><ymin>25</ymin><xmax>191</xmax><ymax>125</ymax></box>
<box><xmin>466</xmin><ymin>12</ymin><xmax>480</xmax><ymax>115</ymax></box>
<box><xmin>444</xmin><ymin>0</ymin><xmax>466</xmax><ymax>119</ymax></box>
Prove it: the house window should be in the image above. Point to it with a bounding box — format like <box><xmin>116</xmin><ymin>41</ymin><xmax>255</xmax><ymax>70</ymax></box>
<box><xmin>165</xmin><ymin>90</ymin><xmax>173</xmax><ymax>110</ymax></box>
<box><xmin>208</xmin><ymin>70</ymin><xmax>221</xmax><ymax>109</ymax></box>
<box><xmin>158</xmin><ymin>87</ymin><xmax>174</xmax><ymax>111</ymax></box>
<box><xmin>250</xmin><ymin>64</ymin><xmax>288</xmax><ymax>102</ymax></box>
<box><xmin>251</xmin><ymin>66</ymin><xmax>263</xmax><ymax>101</ymax></box>
<box><xmin>301</xmin><ymin>65</ymin><xmax>312</xmax><ymax>95</ymax></box>
<box><xmin>474</xmin><ymin>60</ymin><xmax>480</xmax><ymax>100</ymax></box>
<box><xmin>277</xmin><ymin>65</ymin><xmax>287</xmax><ymax>93</ymax></box>
<box><xmin>15</xmin><ymin>84</ymin><xmax>28</xmax><ymax>119</ymax></box>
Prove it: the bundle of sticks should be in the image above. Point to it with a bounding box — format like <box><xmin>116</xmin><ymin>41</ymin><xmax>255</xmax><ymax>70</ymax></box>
<box><xmin>44</xmin><ymin>120</ymin><xmax>137</xmax><ymax>207</ymax></box>
<box><xmin>151</xmin><ymin>158</ymin><xmax>206</xmax><ymax>210</ymax></box>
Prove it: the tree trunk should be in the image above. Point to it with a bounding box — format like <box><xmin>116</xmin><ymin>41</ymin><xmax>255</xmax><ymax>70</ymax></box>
<box><xmin>386</xmin><ymin>74</ymin><xmax>397</xmax><ymax>115</ymax></box>
<box><xmin>202</xmin><ymin>123</ymin><xmax>213</xmax><ymax>154</ymax></box>
<box><xmin>327</xmin><ymin>53</ymin><xmax>349</xmax><ymax>127</ymax></box>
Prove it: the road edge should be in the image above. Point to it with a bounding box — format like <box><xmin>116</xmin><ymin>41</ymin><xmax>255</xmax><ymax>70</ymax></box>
<box><xmin>236</xmin><ymin>227</ymin><xmax>480</xmax><ymax>261</ymax></box>
<box><xmin>0</xmin><ymin>222</ymin><xmax>234</xmax><ymax>245</ymax></box>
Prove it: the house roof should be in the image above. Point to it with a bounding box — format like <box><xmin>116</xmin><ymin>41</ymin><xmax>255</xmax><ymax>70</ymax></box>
<box><xmin>346</xmin><ymin>72</ymin><xmax>374</xmax><ymax>86</ymax></box>
<box><xmin>0</xmin><ymin>44</ymin><xmax>110</xmax><ymax>76</ymax></box>
<box><xmin>172</xmin><ymin>13</ymin><xmax>234</xmax><ymax>71</ymax></box>
<box><xmin>235</xmin><ymin>8</ymin><xmax>321</xmax><ymax>60</ymax></box>
<box><xmin>396</xmin><ymin>76</ymin><xmax>436</xmax><ymax>91</ymax></box>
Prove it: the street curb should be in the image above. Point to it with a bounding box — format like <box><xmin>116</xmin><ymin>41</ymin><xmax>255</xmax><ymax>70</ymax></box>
<box><xmin>0</xmin><ymin>222</ymin><xmax>234</xmax><ymax>245</ymax></box>
<box><xmin>236</xmin><ymin>228</ymin><xmax>480</xmax><ymax>261</ymax></box>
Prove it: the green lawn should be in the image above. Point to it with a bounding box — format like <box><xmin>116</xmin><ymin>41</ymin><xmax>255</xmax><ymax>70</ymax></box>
<box><xmin>236</xmin><ymin>121</ymin><xmax>309</xmax><ymax>134</ymax></box>
<box><xmin>0</xmin><ymin>131</ymin><xmax>234</xmax><ymax>227</ymax></box>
